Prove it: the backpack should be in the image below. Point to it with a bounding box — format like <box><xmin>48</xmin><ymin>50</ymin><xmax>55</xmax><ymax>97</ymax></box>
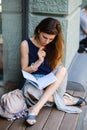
<box><xmin>0</xmin><ymin>89</ymin><xmax>27</xmax><ymax>120</ymax></box>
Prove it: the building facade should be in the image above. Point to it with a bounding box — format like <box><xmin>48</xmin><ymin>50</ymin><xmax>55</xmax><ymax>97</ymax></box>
<box><xmin>1</xmin><ymin>0</ymin><xmax>87</xmax><ymax>87</ymax></box>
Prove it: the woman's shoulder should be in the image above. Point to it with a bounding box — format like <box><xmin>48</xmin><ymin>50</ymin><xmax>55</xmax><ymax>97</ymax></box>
<box><xmin>21</xmin><ymin>40</ymin><xmax>28</xmax><ymax>47</ymax></box>
<box><xmin>21</xmin><ymin>37</ymin><xmax>33</xmax><ymax>46</ymax></box>
<box><xmin>20</xmin><ymin>40</ymin><xmax>30</xmax><ymax>54</ymax></box>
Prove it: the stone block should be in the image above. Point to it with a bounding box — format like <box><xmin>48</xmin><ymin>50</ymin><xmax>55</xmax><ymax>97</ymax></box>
<box><xmin>29</xmin><ymin>0</ymin><xmax>82</xmax><ymax>15</ymax></box>
<box><xmin>82</xmin><ymin>0</ymin><xmax>87</xmax><ymax>8</ymax></box>
<box><xmin>64</xmin><ymin>8</ymin><xmax>80</xmax><ymax>68</ymax></box>
<box><xmin>2</xmin><ymin>0</ymin><xmax>22</xmax><ymax>12</ymax></box>
<box><xmin>0</xmin><ymin>13</ymin><xmax>2</xmax><ymax>34</ymax></box>
<box><xmin>29</xmin><ymin>8</ymin><xmax>80</xmax><ymax>68</ymax></box>
<box><xmin>2</xmin><ymin>13</ymin><xmax>22</xmax><ymax>82</ymax></box>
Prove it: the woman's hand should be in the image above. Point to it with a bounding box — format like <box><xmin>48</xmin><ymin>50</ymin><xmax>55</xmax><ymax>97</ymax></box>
<box><xmin>29</xmin><ymin>47</ymin><xmax>46</xmax><ymax>72</ymax></box>
<box><xmin>38</xmin><ymin>47</ymin><xmax>46</xmax><ymax>63</ymax></box>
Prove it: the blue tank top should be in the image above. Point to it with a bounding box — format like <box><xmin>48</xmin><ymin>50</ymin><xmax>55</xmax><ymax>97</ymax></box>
<box><xmin>27</xmin><ymin>38</ymin><xmax>52</xmax><ymax>75</ymax></box>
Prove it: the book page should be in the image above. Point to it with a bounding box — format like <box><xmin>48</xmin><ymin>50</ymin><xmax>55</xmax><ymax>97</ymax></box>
<box><xmin>22</xmin><ymin>70</ymin><xmax>57</xmax><ymax>89</ymax></box>
<box><xmin>22</xmin><ymin>70</ymin><xmax>38</xmax><ymax>84</ymax></box>
<box><xmin>37</xmin><ymin>73</ymin><xmax>57</xmax><ymax>89</ymax></box>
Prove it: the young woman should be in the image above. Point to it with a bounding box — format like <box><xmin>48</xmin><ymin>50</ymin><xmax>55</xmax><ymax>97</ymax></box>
<box><xmin>20</xmin><ymin>17</ymin><xmax>86</xmax><ymax>125</ymax></box>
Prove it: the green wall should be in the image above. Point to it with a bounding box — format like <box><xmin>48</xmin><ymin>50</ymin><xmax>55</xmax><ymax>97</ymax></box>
<box><xmin>2</xmin><ymin>0</ymin><xmax>22</xmax><ymax>83</ymax></box>
<box><xmin>2</xmin><ymin>0</ymin><xmax>85</xmax><ymax>86</ymax></box>
<box><xmin>0</xmin><ymin>13</ymin><xmax>2</xmax><ymax>34</ymax></box>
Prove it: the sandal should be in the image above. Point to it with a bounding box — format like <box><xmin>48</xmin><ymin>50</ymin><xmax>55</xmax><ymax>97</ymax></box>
<box><xmin>26</xmin><ymin>113</ymin><xmax>37</xmax><ymax>125</ymax></box>
<box><xmin>74</xmin><ymin>97</ymin><xmax>87</xmax><ymax>106</ymax></box>
<box><xmin>65</xmin><ymin>92</ymin><xmax>87</xmax><ymax>106</ymax></box>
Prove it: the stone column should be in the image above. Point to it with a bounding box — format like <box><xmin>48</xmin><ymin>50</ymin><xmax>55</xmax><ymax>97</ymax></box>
<box><xmin>2</xmin><ymin>0</ymin><xmax>22</xmax><ymax>84</ymax></box>
<box><xmin>82</xmin><ymin>0</ymin><xmax>87</xmax><ymax>7</ymax></box>
<box><xmin>2</xmin><ymin>0</ymin><xmax>82</xmax><ymax>85</ymax></box>
<box><xmin>29</xmin><ymin>0</ymin><xmax>82</xmax><ymax>68</ymax></box>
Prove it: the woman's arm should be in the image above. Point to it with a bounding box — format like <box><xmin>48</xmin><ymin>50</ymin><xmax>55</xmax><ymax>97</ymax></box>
<box><xmin>20</xmin><ymin>40</ymin><xmax>46</xmax><ymax>73</ymax></box>
<box><xmin>20</xmin><ymin>40</ymin><xmax>32</xmax><ymax>73</ymax></box>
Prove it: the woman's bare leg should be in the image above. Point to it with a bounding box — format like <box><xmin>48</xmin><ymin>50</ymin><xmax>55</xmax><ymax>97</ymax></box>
<box><xmin>45</xmin><ymin>94</ymin><xmax>82</xmax><ymax>106</ymax></box>
<box><xmin>27</xmin><ymin>67</ymin><xmax>67</xmax><ymax>116</ymax></box>
<box><xmin>63</xmin><ymin>94</ymin><xmax>79</xmax><ymax>105</ymax></box>
<box><xmin>26</xmin><ymin>67</ymin><xmax>85</xmax><ymax>125</ymax></box>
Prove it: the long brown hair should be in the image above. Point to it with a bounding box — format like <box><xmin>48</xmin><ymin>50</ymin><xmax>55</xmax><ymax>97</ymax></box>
<box><xmin>84</xmin><ymin>5</ymin><xmax>87</xmax><ymax>10</ymax></box>
<box><xmin>34</xmin><ymin>17</ymin><xmax>64</xmax><ymax>70</ymax></box>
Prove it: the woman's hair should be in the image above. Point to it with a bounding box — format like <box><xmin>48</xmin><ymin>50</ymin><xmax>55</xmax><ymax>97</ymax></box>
<box><xmin>34</xmin><ymin>17</ymin><xmax>65</xmax><ymax>70</ymax></box>
<box><xmin>84</xmin><ymin>5</ymin><xmax>87</xmax><ymax>10</ymax></box>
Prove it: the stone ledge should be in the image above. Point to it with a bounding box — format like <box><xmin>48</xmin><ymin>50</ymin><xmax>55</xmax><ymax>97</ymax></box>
<box><xmin>29</xmin><ymin>0</ymin><xmax>82</xmax><ymax>15</ymax></box>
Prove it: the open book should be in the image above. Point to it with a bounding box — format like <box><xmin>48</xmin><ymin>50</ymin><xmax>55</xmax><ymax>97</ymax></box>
<box><xmin>22</xmin><ymin>70</ymin><xmax>57</xmax><ymax>90</ymax></box>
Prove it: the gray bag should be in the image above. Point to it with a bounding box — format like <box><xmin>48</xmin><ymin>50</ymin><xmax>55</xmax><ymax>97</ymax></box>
<box><xmin>0</xmin><ymin>89</ymin><xmax>27</xmax><ymax>120</ymax></box>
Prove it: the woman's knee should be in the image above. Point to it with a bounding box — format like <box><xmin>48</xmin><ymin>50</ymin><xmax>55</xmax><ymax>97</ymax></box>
<box><xmin>57</xmin><ymin>67</ymin><xmax>67</xmax><ymax>77</ymax></box>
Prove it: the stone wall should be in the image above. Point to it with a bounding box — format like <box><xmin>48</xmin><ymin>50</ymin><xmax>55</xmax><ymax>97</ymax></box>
<box><xmin>0</xmin><ymin>13</ymin><xmax>2</xmax><ymax>34</ymax></box>
<box><xmin>2</xmin><ymin>0</ymin><xmax>82</xmax><ymax>84</ymax></box>
<box><xmin>82</xmin><ymin>0</ymin><xmax>87</xmax><ymax>8</ymax></box>
<box><xmin>29</xmin><ymin>0</ymin><xmax>82</xmax><ymax>68</ymax></box>
<box><xmin>2</xmin><ymin>0</ymin><xmax>22</xmax><ymax>83</ymax></box>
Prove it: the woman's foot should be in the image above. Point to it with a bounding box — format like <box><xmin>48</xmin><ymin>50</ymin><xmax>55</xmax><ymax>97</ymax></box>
<box><xmin>26</xmin><ymin>113</ymin><xmax>37</xmax><ymax>125</ymax></box>
<box><xmin>64</xmin><ymin>92</ymin><xmax>86</xmax><ymax>106</ymax></box>
<box><xmin>26</xmin><ymin>107</ymin><xmax>39</xmax><ymax>125</ymax></box>
<box><xmin>74</xmin><ymin>97</ymin><xmax>86</xmax><ymax>106</ymax></box>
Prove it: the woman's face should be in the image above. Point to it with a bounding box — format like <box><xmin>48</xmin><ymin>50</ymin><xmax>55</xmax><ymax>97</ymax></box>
<box><xmin>39</xmin><ymin>32</ymin><xmax>56</xmax><ymax>46</ymax></box>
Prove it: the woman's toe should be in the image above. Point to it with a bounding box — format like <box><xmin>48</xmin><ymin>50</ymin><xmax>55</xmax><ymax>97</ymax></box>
<box><xmin>26</xmin><ymin>114</ymin><xmax>37</xmax><ymax>125</ymax></box>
